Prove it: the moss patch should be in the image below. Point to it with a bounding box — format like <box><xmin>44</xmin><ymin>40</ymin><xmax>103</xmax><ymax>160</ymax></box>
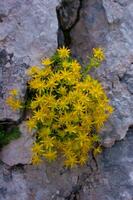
<box><xmin>0</xmin><ymin>125</ymin><xmax>21</xmax><ymax>148</ymax></box>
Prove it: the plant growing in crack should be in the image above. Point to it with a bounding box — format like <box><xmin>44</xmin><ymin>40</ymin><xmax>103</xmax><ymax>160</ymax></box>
<box><xmin>0</xmin><ymin>125</ymin><xmax>20</xmax><ymax>148</ymax></box>
<box><xmin>6</xmin><ymin>47</ymin><xmax>113</xmax><ymax>168</ymax></box>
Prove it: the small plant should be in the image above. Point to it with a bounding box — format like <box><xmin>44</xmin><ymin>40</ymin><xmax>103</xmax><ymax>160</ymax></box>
<box><xmin>0</xmin><ymin>125</ymin><xmax>20</xmax><ymax>148</ymax></box>
<box><xmin>6</xmin><ymin>89</ymin><xmax>22</xmax><ymax>111</ymax></box>
<box><xmin>6</xmin><ymin>47</ymin><xmax>113</xmax><ymax>168</ymax></box>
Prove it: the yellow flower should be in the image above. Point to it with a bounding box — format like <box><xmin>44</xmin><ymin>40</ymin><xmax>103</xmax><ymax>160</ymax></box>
<box><xmin>36</xmin><ymin>68</ymin><xmax>51</xmax><ymax>78</ymax></box>
<box><xmin>58</xmin><ymin>86</ymin><xmax>67</xmax><ymax>96</ymax></box>
<box><xmin>93</xmin><ymin>146</ymin><xmax>102</xmax><ymax>156</ymax></box>
<box><xmin>71</xmin><ymin>60</ymin><xmax>81</xmax><ymax>72</ymax></box>
<box><xmin>60</xmin><ymin>69</ymin><xmax>72</xmax><ymax>82</ymax></box>
<box><xmin>32</xmin><ymin>143</ymin><xmax>43</xmax><ymax>154</ymax></box>
<box><xmin>44</xmin><ymin>95</ymin><xmax>57</xmax><ymax>108</ymax></box>
<box><xmin>106</xmin><ymin>105</ymin><xmax>114</xmax><ymax>114</ymax></box>
<box><xmin>9</xmin><ymin>89</ymin><xmax>19</xmax><ymax>96</ymax></box>
<box><xmin>74</xmin><ymin>102</ymin><xmax>85</xmax><ymax>114</ymax></box>
<box><xmin>39</xmin><ymin>127</ymin><xmax>51</xmax><ymax>137</ymax></box>
<box><xmin>28</xmin><ymin>78</ymin><xmax>45</xmax><ymax>93</ymax></box>
<box><xmin>58</xmin><ymin>99</ymin><xmax>69</xmax><ymax>111</ymax></box>
<box><xmin>62</xmin><ymin>60</ymin><xmax>70</xmax><ymax>69</ymax></box>
<box><xmin>57</xmin><ymin>46</ymin><xmax>70</xmax><ymax>59</ymax></box>
<box><xmin>30</xmin><ymin>94</ymin><xmax>45</xmax><ymax>109</ymax></box>
<box><xmin>64</xmin><ymin>153</ymin><xmax>77</xmax><ymax>168</ymax></box>
<box><xmin>26</xmin><ymin>118</ymin><xmax>37</xmax><ymax>131</ymax></box>
<box><xmin>33</xmin><ymin>109</ymin><xmax>45</xmax><ymax>123</ymax></box>
<box><xmin>93</xmin><ymin>47</ymin><xmax>105</xmax><ymax>61</ymax></box>
<box><xmin>6</xmin><ymin>96</ymin><xmax>22</xmax><ymax>111</ymax></box>
<box><xmin>65</xmin><ymin>124</ymin><xmax>77</xmax><ymax>133</ymax></box>
<box><xmin>78</xmin><ymin>155</ymin><xmax>88</xmax><ymax>166</ymax></box>
<box><xmin>46</xmin><ymin>78</ymin><xmax>58</xmax><ymax>90</ymax></box>
<box><xmin>25</xmin><ymin>46</ymin><xmax>113</xmax><ymax>168</ymax></box>
<box><xmin>76</xmin><ymin>132</ymin><xmax>90</xmax><ymax>147</ymax></box>
<box><xmin>93</xmin><ymin>110</ymin><xmax>109</xmax><ymax>131</ymax></box>
<box><xmin>26</xmin><ymin>66</ymin><xmax>40</xmax><ymax>76</ymax></box>
<box><xmin>41</xmin><ymin>136</ymin><xmax>55</xmax><ymax>149</ymax></box>
<box><xmin>43</xmin><ymin>150</ymin><xmax>57</xmax><ymax>161</ymax></box>
<box><xmin>32</xmin><ymin>154</ymin><xmax>42</xmax><ymax>165</ymax></box>
<box><xmin>14</xmin><ymin>100</ymin><xmax>22</xmax><ymax>110</ymax></box>
<box><xmin>41</xmin><ymin>58</ymin><xmax>53</xmax><ymax>66</ymax></box>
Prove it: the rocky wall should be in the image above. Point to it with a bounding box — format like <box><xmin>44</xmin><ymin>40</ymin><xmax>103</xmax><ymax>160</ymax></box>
<box><xmin>0</xmin><ymin>0</ymin><xmax>133</xmax><ymax>200</ymax></box>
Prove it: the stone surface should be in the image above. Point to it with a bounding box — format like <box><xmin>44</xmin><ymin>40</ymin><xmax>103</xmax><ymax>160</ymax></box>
<box><xmin>0</xmin><ymin>49</ymin><xmax>28</xmax><ymax>121</ymax></box>
<box><xmin>0</xmin><ymin>127</ymin><xmax>133</xmax><ymax>200</ymax></box>
<box><xmin>0</xmin><ymin>0</ymin><xmax>133</xmax><ymax>199</ymax></box>
<box><xmin>0</xmin><ymin>0</ymin><xmax>58</xmax><ymax>121</ymax></box>
<box><xmin>61</xmin><ymin>0</ymin><xmax>133</xmax><ymax>145</ymax></box>
<box><xmin>78</xmin><ymin>126</ymin><xmax>133</xmax><ymax>200</ymax></box>
<box><xmin>0</xmin><ymin>121</ymin><xmax>34</xmax><ymax>166</ymax></box>
<box><xmin>57</xmin><ymin>0</ymin><xmax>80</xmax><ymax>30</ymax></box>
<box><xmin>102</xmin><ymin>0</ymin><xmax>124</xmax><ymax>24</ymax></box>
<box><xmin>0</xmin><ymin>165</ymin><xmax>28</xmax><ymax>200</ymax></box>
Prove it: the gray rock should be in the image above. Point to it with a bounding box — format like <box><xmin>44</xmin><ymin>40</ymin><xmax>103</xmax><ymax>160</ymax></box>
<box><xmin>0</xmin><ymin>0</ymin><xmax>58</xmax><ymax>65</ymax></box>
<box><xmin>0</xmin><ymin>0</ymin><xmax>58</xmax><ymax>121</ymax></box>
<box><xmin>64</xmin><ymin>0</ymin><xmax>133</xmax><ymax>145</ymax></box>
<box><xmin>0</xmin><ymin>127</ymin><xmax>133</xmax><ymax>200</ymax></box>
<box><xmin>0</xmin><ymin>121</ymin><xmax>34</xmax><ymax>166</ymax></box>
<box><xmin>102</xmin><ymin>0</ymin><xmax>124</xmax><ymax>23</ymax></box>
<box><xmin>57</xmin><ymin>0</ymin><xmax>80</xmax><ymax>30</ymax></box>
<box><xmin>0</xmin><ymin>52</ymin><xmax>28</xmax><ymax>121</ymax></box>
<box><xmin>78</xmin><ymin>126</ymin><xmax>133</xmax><ymax>200</ymax></box>
<box><xmin>0</xmin><ymin>165</ymin><xmax>28</xmax><ymax>200</ymax></box>
<box><xmin>0</xmin><ymin>0</ymin><xmax>133</xmax><ymax>199</ymax></box>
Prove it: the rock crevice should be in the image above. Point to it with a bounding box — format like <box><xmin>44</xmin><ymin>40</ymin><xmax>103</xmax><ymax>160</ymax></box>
<box><xmin>57</xmin><ymin>0</ymin><xmax>83</xmax><ymax>47</ymax></box>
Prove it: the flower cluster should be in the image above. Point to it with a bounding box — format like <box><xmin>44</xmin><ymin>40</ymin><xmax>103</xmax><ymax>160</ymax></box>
<box><xmin>6</xmin><ymin>89</ymin><xmax>22</xmax><ymax>111</ymax></box>
<box><xmin>7</xmin><ymin>47</ymin><xmax>113</xmax><ymax>168</ymax></box>
<box><xmin>93</xmin><ymin>47</ymin><xmax>105</xmax><ymax>61</ymax></box>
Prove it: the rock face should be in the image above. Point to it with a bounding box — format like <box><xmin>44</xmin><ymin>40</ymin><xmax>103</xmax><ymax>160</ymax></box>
<box><xmin>0</xmin><ymin>127</ymin><xmax>133</xmax><ymax>200</ymax></box>
<box><xmin>0</xmin><ymin>0</ymin><xmax>58</xmax><ymax>121</ymax></box>
<box><xmin>58</xmin><ymin>0</ymin><xmax>133</xmax><ymax>145</ymax></box>
<box><xmin>78</xmin><ymin>126</ymin><xmax>133</xmax><ymax>200</ymax></box>
<box><xmin>0</xmin><ymin>0</ymin><xmax>59</xmax><ymax>165</ymax></box>
<box><xmin>0</xmin><ymin>0</ymin><xmax>133</xmax><ymax>199</ymax></box>
<box><xmin>0</xmin><ymin>165</ymin><xmax>28</xmax><ymax>200</ymax></box>
<box><xmin>0</xmin><ymin>122</ymin><xmax>34</xmax><ymax>166</ymax></box>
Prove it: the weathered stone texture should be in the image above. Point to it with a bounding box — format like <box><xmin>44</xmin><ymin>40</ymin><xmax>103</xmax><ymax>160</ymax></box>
<box><xmin>0</xmin><ymin>165</ymin><xmax>28</xmax><ymax>200</ymax></box>
<box><xmin>0</xmin><ymin>127</ymin><xmax>133</xmax><ymax>200</ymax></box>
<box><xmin>68</xmin><ymin>0</ymin><xmax>133</xmax><ymax>145</ymax></box>
<box><xmin>78</xmin><ymin>127</ymin><xmax>133</xmax><ymax>200</ymax></box>
<box><xmin>0</xmin><ymin>0</ymin><xmax>58</xmax><ymax>121</ymax></box>
<box><xmin>0</xmin><ymin>121</ymin><xmax>34</xmax><ymax>166</ymax></box>
<box><xmin>0</xmin><ymin>0</ymin><xmax>133</xmax><ymax>199</ymax></box>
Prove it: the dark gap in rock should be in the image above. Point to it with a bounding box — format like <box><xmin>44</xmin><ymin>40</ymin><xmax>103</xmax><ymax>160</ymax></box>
<box><xmin>8</xmin><ymin>53</ymin><xmax>14</xmax><ymax>64</ymax></box>
<box><xmin>59</xmin><ymin>166</ymin><xmax>70</xmax><ymax>175</ymax></box>
<box><xmin>56</xmin><ymin>0</ymin><xmax>83</xmax><ymax>48</ymax></box>
<box><xmin>117</xmin><ymin>72</ymin><xmax>133</xmax><ymax>94</ymax></box>
<box><xmin>0</xmin><ymin>122</ymin><xmax>21</xmax><ymax>149</ymax></box>
<box><xmin>0</xmin><ymin>49</ymin><xmax>8</xmax><ymax>65</ymax></box>
<box><xmin>127</xmin><ymin>125</ymin><xmax>133</xmax><ymax>133</ymax></box>
<box><xmin>117</xmin><ymin>74</ymin><xmax>123</xmax><ymax>82</ymax></box>
<box><xmin>17</xmin><ymin>85</ymin><xmax>30</xmax><ymax>124</ymax></box>
<box><xmin>10</xmin><ymin>163</ymin><xmax>25</xmax><ymax>172</ymax></box>
<box><xmin>18</xmin><ymin>82</ymin><xmax>36</xmax><ymax>124</ymax></box>
<box><xmin>0</xmin><ymin>49</ymin><xmax>14</xmax><ymax>66</ymax></box>
<box><xmin>0</xmin><ymin>14</ymin><xmax>6</xmax><ymax>23</ymax></box>
<box><xmin>65</xmin><ymin>184</ymin><xmax>82</xmax><ymax>200</ymax></box>
<box><xmin>113</xmin><ymin>0</ymin><xmax>128</xmax><ymax>7</ymax></box>
<box><xmin>0</xmin><ymin>120</ymin><xmax>18</xmax><ymax>125</ymax></box>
